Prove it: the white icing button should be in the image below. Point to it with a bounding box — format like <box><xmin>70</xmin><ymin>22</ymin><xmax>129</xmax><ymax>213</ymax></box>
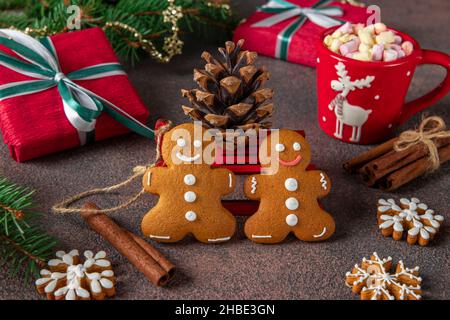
<box><xmin>285</xmin><ymin>197</ymin><xmax>299</xmax><ymax>210</ymax></box>
<box><xmin>286</xmin><ymin>214</ymin><xmax>298</xmax><ymax>227</ymax></box>
<box><xmin>184</xmin><ymin>191</ymin><xmax>196</xmax><ymax>203</ymax></box>
<box><xmin>193</xmin><ymin>140</ymin><xmax>202</xmax><ymax>148</ymax></box>
<box><xmin>293</xmin><ymin>142</ymin><xmax>301</xmax><ymax>151</ymax></box>
<box><xmin>183</xmin><ymin>174</ymin><xmax>196</xmax><ymax>186</ymax></box>
<box><xmin>284</xmin><ymin>178</ymin><xmax>298</xmax><ymax>192</ymax></box>
<box><xmin>185</xmin><ymin>211</ymin><xmax>197</xmax><ymax>222</ymax></box>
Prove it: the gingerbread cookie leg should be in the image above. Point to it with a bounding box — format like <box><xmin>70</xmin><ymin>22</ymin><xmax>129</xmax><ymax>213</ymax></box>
<box><xmin>191</xmin><ymin>208</ymin><xmax>236</xmax><ymax>244</ymax></box>
<box><xmin>141</xmin><ymin>208</ymin><xmax>189</xmax><ymax>243</ymax></box>
<box><xmin>292</xmin><ymin>208</ymin><xmax>335</xmax><ymax>242</ymax></box>
<box><xmin>244</xmin><ymin>213</ymin><xmax>291</xmax><ymax>244</ymax></box>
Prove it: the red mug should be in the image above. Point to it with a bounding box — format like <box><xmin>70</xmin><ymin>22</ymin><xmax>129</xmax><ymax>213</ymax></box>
<box><xmin>316</xmin><ymin>27</ymin><xmax>450</xmax><ymax>144</ymax></box>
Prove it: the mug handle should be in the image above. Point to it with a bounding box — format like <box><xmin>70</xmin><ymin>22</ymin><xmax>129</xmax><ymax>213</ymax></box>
<box><xmin>399</xmin><ymin>49</ymin><xmax>450</xmax><ymax>124</ymax></box>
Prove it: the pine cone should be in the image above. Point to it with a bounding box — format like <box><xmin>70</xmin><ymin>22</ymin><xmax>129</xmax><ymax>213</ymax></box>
<box><xmin>181</xmin><ymin>39</ymin><xmax>273</xmax><ymax>132</ymax></box>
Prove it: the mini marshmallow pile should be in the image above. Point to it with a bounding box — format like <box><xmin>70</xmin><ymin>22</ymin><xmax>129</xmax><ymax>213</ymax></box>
<box><xmin>323</xmin><ymin>22</ymin><xmax>414</xmax><ymax>62</ymax></box>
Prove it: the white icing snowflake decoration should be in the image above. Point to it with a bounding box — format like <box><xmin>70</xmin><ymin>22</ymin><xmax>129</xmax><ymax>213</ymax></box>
<box><xmin>345</xmin><ymin>252</ymin><xmax>422</xmax><ymax>300</ymax></box>
<box><xmin>35</xmin><ymin>250</ymin><xmax>116</xmax><ymax>300</ymax></box>
<box><xmin>377</xmin><ymin>197</ymin><xmax>444</xmax><ymax>246</ymax></box>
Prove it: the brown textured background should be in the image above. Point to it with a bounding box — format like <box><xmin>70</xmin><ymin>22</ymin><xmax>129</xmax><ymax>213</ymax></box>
<box><xmin>0</xmin><ymin>0</ymin><xmax>449</xmax><ymax>300</ymax></box>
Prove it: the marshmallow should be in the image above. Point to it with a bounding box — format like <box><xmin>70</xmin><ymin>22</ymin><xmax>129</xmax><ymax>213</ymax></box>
<box><xmin>358</xmin><ymin>43</ymin><xmax>371</xmax><ymax>53</ymax></box>
<box><xmin>389</xmin><ymin>44</ymin><xmax>402</xmax><ymax>51</ymax></box>
<box><xmin>358</xmin><ymin>30</ymin><xmax>374</xmax><ymax>45</ymax></box>
<box><xmin>331</xmin><ymin>30</ymin><xmax>343</xmax><ymax>39</ymax></box>
<box><xmin>389</xmin><ymin>44</ymin><xmax>406</xmax><ymax>58</ymax></box>
<box><xmin>340</xmin><ymin>39</ymin><xmax>360</xmax><ymax>56</ymax></box>
<box><xmin>374</xmin><ymin>23</ymin><xmax>387</xmax><ymax>34</ymax></box>
<box><xmin>397</xmin><ymin>49</ymin><xmax>406</xmax><ymax>58</ymax></box>
<box><xmin>353</xmin><ymin>51</ymin><xmax>371</xmax><ymax>61</ymax></box>
<box><xmin>339</xmin><ymin>33</ymin><xmax>353</xmax><ymax>43</ymax></box>
<box><xmin>336</xmin><ymin>21</ymin><xmax>353</xmax><ymax>34</ymax></box>
<box><xmin>371</xmin><ymin>44</ymin><xmax>384</xmax><ymax>61</ymax></box>
<box><xmin>394</xmin><ymin>35</ymin><xmax>403</xmax><ymax>44</ymax></box>
<box><xmin>401</xmin><ymin>41</ymin><xmax>414</xmax><ymax>55</ymax></box>
<box><xmin>363</xmin><ymin>24</ymin><xmax>376</xmax><ymax>34</ymax></box>
<box><xmin>330</xmin><ymin>39</ymin><xmax>342</xmax><ymax>53</ymax></box>
<box><xmin>324</xmin><ymin>35</ymin><xmax>333</xmax><ymax>46</ymax></box>
<box><xmin>383</xmin><ymin>49</ymin><xmax>398</xmax><ymax>62</ymax></box>
<box><xmin>376</xmin><ymin>31</ymin><xmax>396</xmax><ymax>46</ymax></box>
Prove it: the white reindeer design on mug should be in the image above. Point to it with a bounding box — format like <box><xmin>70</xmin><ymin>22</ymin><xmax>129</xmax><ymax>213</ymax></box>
<box><xmin>328</xmin><ymin>62</ymin><xmax>375</xmax><ymax>143</ymax></box>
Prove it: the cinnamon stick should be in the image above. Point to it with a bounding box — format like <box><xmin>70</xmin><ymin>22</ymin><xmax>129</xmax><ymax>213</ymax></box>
<box><xmin>81</xmin><ymin>203</ymin><xmax>171</xmax><ymax>287</ymax></box>
<box><xmin>363</xmin><ymin>137</ymin><xmax>450</xmax><ymax>181</ymax></box>
<box><xmin>123</xmin><ymin>229</ymin><xmax>175</xmax><ymax>279</ymax></box>
<box><xmin>343</xmin><ymin>137</ymin><xmax>398</xmax><ymax>173</ymax></box>
<box><xmin>379</xmin><ymin>143</ymin><xmax>450</xmax><ymax>191</ymax></box>
<box><xmin>360</xmin><ymin>169</ymin><xmax>377</xmax><ymax>187</ymax></box>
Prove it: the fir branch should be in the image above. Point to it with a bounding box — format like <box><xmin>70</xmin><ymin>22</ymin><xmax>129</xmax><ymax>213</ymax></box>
<box><xmin>0</xmin><ymin>234</ymin><xmax>47</xmax><ymax>269</ymax></box>
<box><xmin>0</xmin><ymin>0</ymin><xmax>237</xmax><ymax>63</ymax></box>
<box><xmin>0</xmin><ymin>178</ymin><xmax>57</xmax><ymax>282</ymax></box>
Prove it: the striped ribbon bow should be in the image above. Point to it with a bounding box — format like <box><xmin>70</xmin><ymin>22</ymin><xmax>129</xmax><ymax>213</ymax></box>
<box><xmin>0</xmin><ymin>29</ymin><xmax>154</xmax><ymax>145</ymax></box>
<box><xmin>252</xmin><ymin>0</ymin><xmax>344</xmax><ymax>60</ymax></box>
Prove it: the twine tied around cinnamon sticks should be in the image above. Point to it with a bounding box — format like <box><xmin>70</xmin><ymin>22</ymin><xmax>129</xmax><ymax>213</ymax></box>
<box><xmin>394</xmin><ymin>116</ymin><xmax>450</xmax><ymax>171</ymax></box>
<box><xmin>52</xmin><ymin>120</ymin><xmax>172</xmax><ymax>215</ymax></box>
<box><xmin>344</xmin><ymin>116</ymin><xmax>450</xmax><ymax>191</ymax></box>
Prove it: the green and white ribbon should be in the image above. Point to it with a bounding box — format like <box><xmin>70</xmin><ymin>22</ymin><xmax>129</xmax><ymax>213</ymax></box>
<box><xmin>252</xmin><ymin>0</ymin><xmax>344</xmax><ymax>60</ymax></box>
<box><xmin>0</xmin><ymin>29</ymin><xmax>154</xmax><ymax>145</ymax></box>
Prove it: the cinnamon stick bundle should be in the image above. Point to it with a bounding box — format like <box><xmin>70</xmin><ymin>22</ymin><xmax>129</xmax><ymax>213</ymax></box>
<box><xmin>81</xmin><ymin>203</ymin><xmax>175</xmax><ymax>286</ymax></box>
<box><xmin>344</xmin><ymin>117</ymin><xmax>450</xmax><ymax>191</ymax></box>
<box><xmin>379</xmin><ymin>143</ymin><xmax>450</xmax><ymax>191</ymax></box>
<box><xmin>343</xmin><ymin>137</ymin><xmax>398</xmax><ymax>173</ymax></box>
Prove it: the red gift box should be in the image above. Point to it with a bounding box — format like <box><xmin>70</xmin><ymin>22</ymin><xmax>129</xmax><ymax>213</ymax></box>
<box><xmin>0</xmin><ymin>28</ymin><xmax>150</xmax><ymax>162</ymax></box>
<box><xmin>233</xmin><ymin>0</ymin><xmax>370</xmax><ymax>67</ymax></box>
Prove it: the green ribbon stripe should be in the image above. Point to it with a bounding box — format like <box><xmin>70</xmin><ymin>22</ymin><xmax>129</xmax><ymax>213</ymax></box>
<box><xmin>67</xmin><ymin>64</ymin><xmax>124</xmax><ymax>80</ymax></box>
<box><xmin>277</xmin><ymin>15</ymin><xmax>307</xmax><ymax>61</ymax></box>
<box><xmin>0</xmin><ymin>80</ymin><xmax>54</xmax><ymax>100</ymax></box>
<box><xmin>0</xmin><ymin>36</ymin><xmax>54</xmax><ymax>70</ymax></box>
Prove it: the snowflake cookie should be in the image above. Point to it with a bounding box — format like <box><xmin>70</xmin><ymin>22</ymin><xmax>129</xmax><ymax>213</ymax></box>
<box><xmin>377</xmin><ymin>198</ymin><xmax>444</xmax><ymax>246</ymax></box>
<box><xmin>35</xmin><ymin>250</ymin><xmax>116</xmax><ymax>300</ymax></box>
<box><xmin>345</xmin><ymin>252</ymin><xmax>422</xmax><ymax>300</ymax></box>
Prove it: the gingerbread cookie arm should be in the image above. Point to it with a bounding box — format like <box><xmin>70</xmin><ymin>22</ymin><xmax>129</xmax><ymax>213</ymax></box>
<box><xmin>305</xmin><ymin>170</ymin><xmax>332</xmax><ymax>198</ymax></box>
<box><xmin>212</xmin><ymin>168</ymin><xmax>236</xmax><ymax>195</ymax></box>
<box><xmin>142</xmin><ymin>167</ymin><xmax>169</xmax><ymax>194</ymax></box>
<box><xmin>244</xmin><ymin>175</ymin><xmax>264</xmax><ymax>200</ymax></box>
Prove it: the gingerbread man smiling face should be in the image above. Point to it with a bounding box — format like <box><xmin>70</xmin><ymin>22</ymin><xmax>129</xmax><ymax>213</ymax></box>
<box><xmin>244</xmin><ymin>129</ymin><xmax>335</xmax><ymax>243</ymax></box>
<box><xmin>141</xmin><ymin>123</ymin><xmax>236</xmax><ymax>243</ymax></box>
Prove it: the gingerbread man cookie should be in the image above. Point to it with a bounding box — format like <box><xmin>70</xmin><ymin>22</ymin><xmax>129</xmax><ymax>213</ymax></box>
<box><xmin>141</xmin><ymin>123</ymin><xmax>236</xmax><ymax>243</ymax></box>
<box><xmin>244</xmin><ymin>129</ymin><xmax>335</xmax><ymax>243</ymax></box>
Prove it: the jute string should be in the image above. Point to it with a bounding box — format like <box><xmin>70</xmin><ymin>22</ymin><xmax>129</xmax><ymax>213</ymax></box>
<box><xmin>394</xmin><ymin>116</ymin><xmax>450</xmax><ymax>171</ymax></box>
<box><xmin>52</xmin><ymin>121</ymin><xmax>172</xmax><ymax>214</ymax></box>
